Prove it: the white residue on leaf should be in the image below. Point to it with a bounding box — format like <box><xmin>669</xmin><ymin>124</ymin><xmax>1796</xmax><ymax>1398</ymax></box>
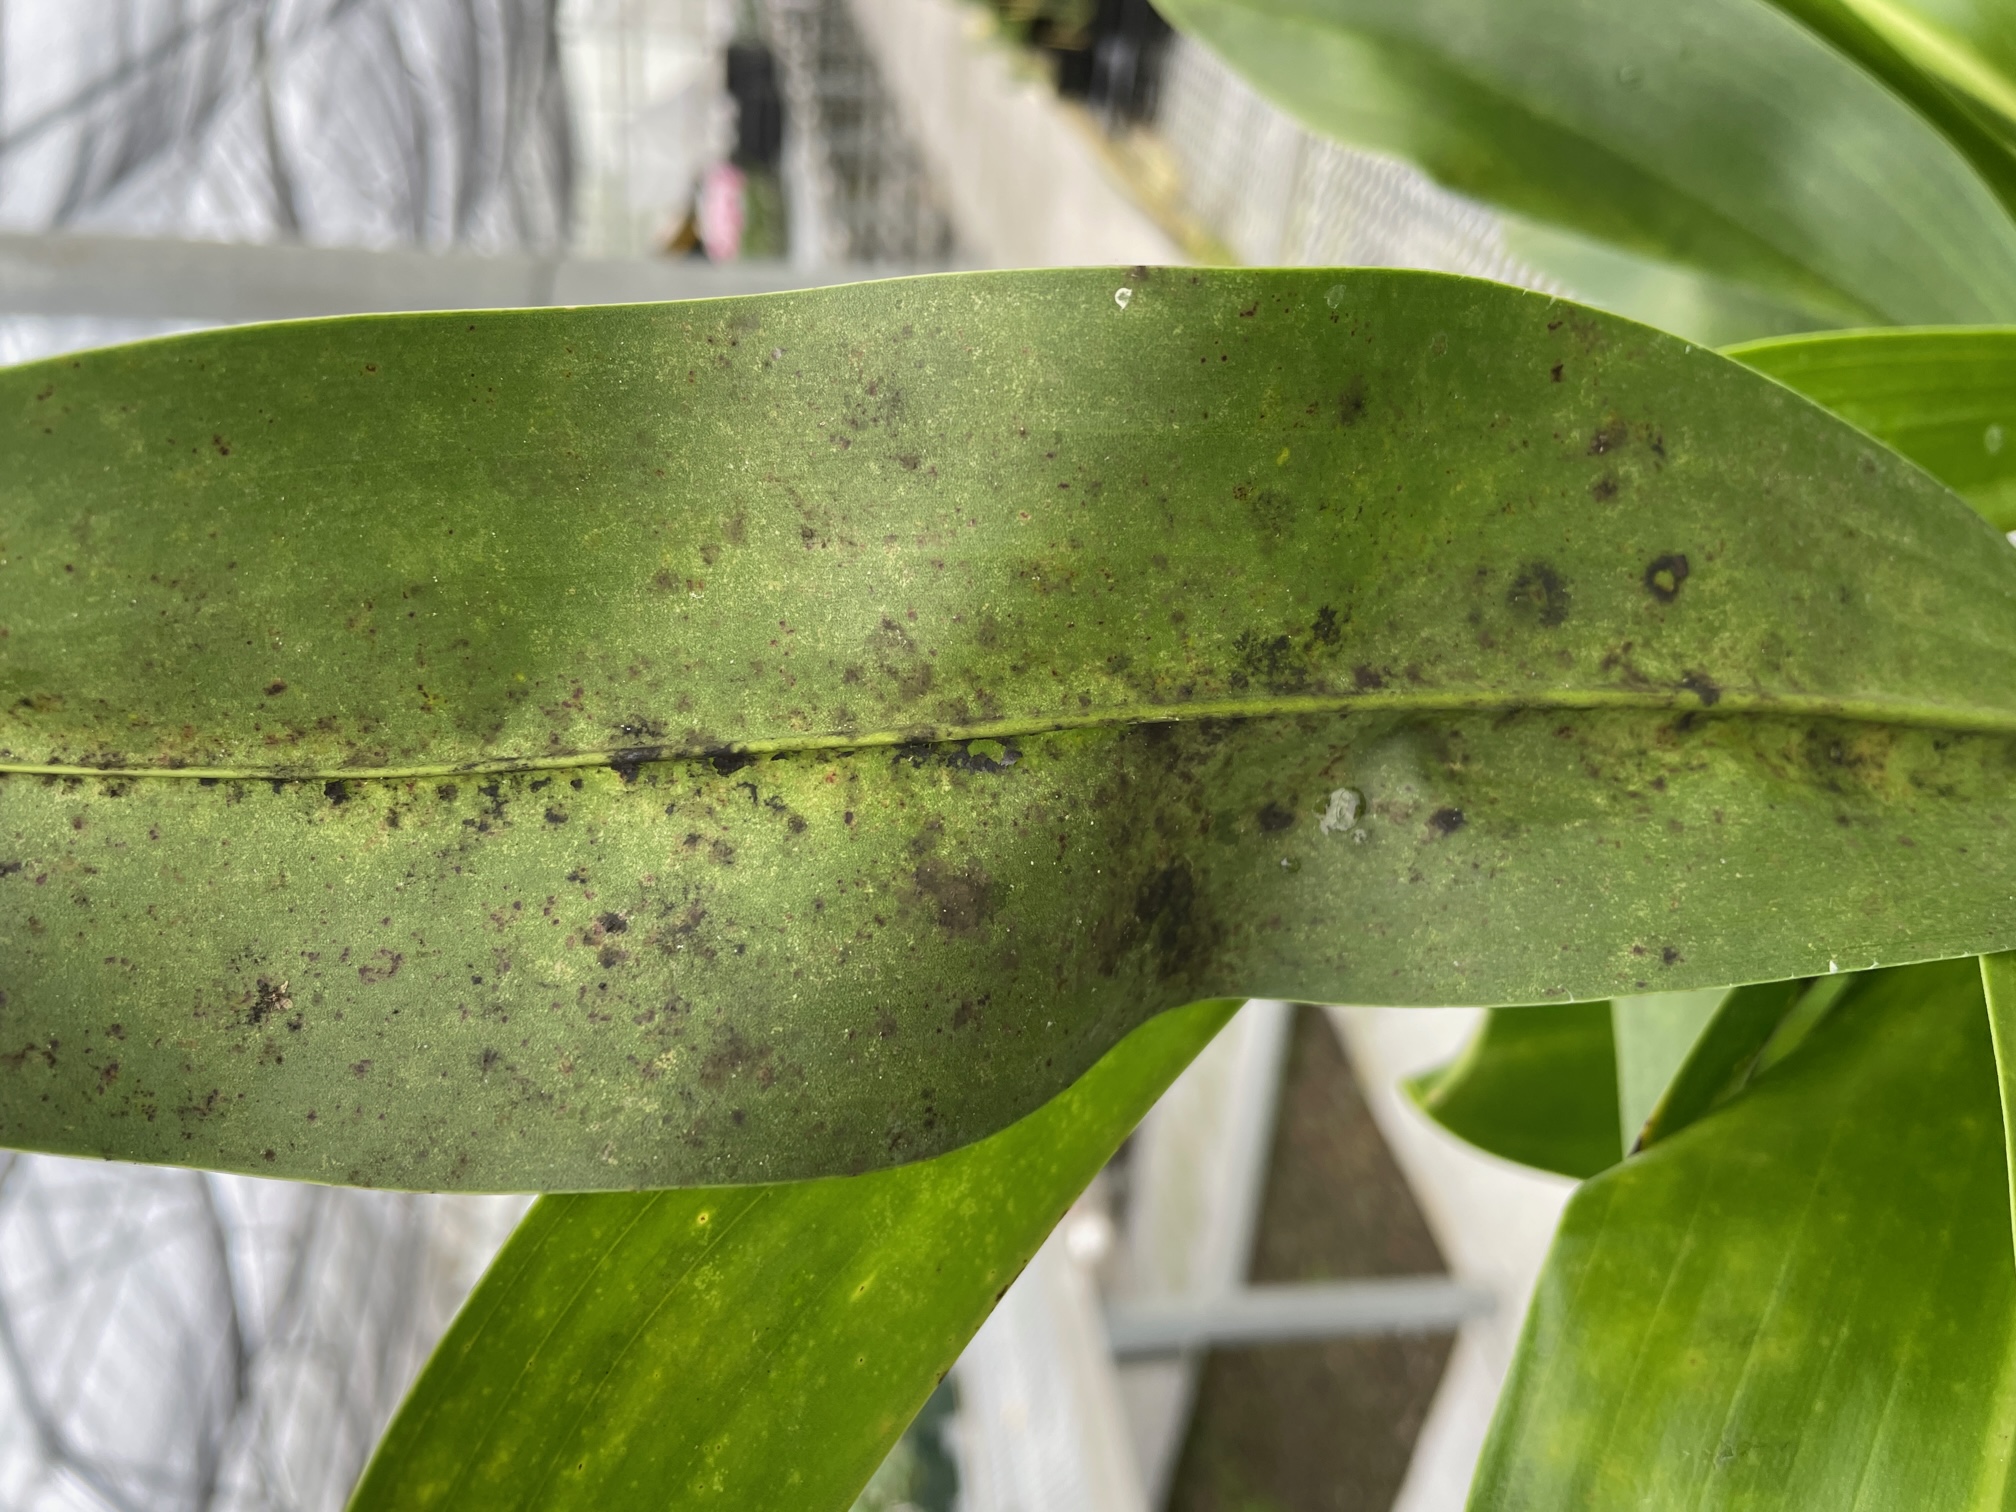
<box><xmin>1114</xmin><ymin>286</ymin><xmax>1133</xmax><ymax>309</ymax></box>
<box><xmin>1320</xmin><ymin>786</ymin><xmax>1367</xmax><ymax>841</ymax></box>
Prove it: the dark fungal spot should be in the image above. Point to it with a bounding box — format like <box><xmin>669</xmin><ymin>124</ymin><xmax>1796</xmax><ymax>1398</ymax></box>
<box><xmin>709</xmin><ymin>750</ymin><xmax>757</xmax><ymax>777</ymax></box>
<box><xmin>1311</xmin><ymin>605</ymin><xmax>1340</xmax><ymax>645</ymax></box>
<box><xmin>544</xmin><ymin>807</ymin><xmax>568</xmax><ymax>825</ymax></box>
<box><xmin>597</xmin><ymin>911</ymin><xmax>628</xmax><ymax>934</ymax></box>
<box><xmin>323</xmin><ymin>780</ymin><xmax>350</xmax><ymax>805</ymax></box>
<box><xmin>1662</xmin><ymin>945</ymin><xmax>1682</xmax><ymax>965</ymax></box>
<box><xmin>609</xmin><ymin>748</ymin><xmax>652</xmax><ymax>783</ymax></box>
<box><xmin>1257</xmin><ymin>802</ymin><xmax>1295</xmax><ymax>832</ymax></box>
<box><xmin>247</xmin><ymin>978</ymin><xmax>291</xmax><ymax>1027</ymax></box>
<box><xmin>1588</xmin><ymin>420</ymin><xmax>1627</xmax><ymax>455</ymax></box>
<box><xmin>698</xmin><ymin>1026</ymin><xmax>775</xmax><ymax>1090</ymax></box>
<box><xmin>1337</xmin><ymin>374</ymin><xmax>1367</xmax><ymax>426</ymax></box>
<box><xmin>1507</xmin><ymin>562</ymin><xmax>1572</xmax><ymax>627</ymax></box>
<box><xmin>1590</xmin><ymin>475</ymin><xmax>1617</xmax><ymax>502</ymax></box>
<box><xmin>1428</xmin><ymin>807</ymin><xmax>1466</xmax><ymax>837</ymax></box>
<box><xmin>1353</xmin><ymin>664</ymin><xmax>1385</xmax><ymax>691</ymax></box>
<box><xmin>436</xmin><ymin>783</ymin><xmax>458</xmax><ymax>802</ymax></box>
<box><xmin>1132</xmin><ymin>862</ymin><xmax>1212</xmax><ymax>982</ymax></box>
<box><xmin>1550</xmin><ymin>363</ymin><xmax>1564</xmax><ymax>382</ymax></box>
<box><xmin>1644</xmin><ymin>553</ymin><xmax>1690</xmax><ymax>603</ymax></box>
<box><xmin>1678</xmin><ymin>670</ymin><xmax>1722</xmax><ymax>707</ymax></box>
<box><xmin>264</xmin><ymin>680</ymin><xmax>287</xmax><ymax>696</ymax></box>
<box><xmin>913</xmin><ymin>857</ymin><xmax>994</xmax><ymax>935</ymax></box>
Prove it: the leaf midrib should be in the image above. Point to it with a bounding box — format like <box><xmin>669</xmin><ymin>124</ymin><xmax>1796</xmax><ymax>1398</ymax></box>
<box><xmin>12</xmin><ymin>686</ymin><xmax>2016</xmax><ymax>782</ymax></box>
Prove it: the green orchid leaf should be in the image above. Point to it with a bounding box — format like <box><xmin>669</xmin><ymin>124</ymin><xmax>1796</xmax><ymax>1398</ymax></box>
<box><xmin>1405</xmin><ymin>1002</ymin><xmax>1620</xmax><ymax>1179</ymax></box>
<box><xmin>1765</xmin><ymin>0</ymin><xmax>2016</xmax><ymax>200</ymax></box>
<box><xmin>1609</xmin><ymin>987</ymin><xmax>1725</xmax><ymax>1145</ymax></box>
<box><xmin>1729</xmin><ymin>325</ymin><xmax>2016</xmax><ymax>527</ymax></box>
<box><xmin>1824</xmin><ymin>0</ymin><xmax>2016</xmax><ymax>141</ymax></box>
<box><xmin>1152</xmin><ymin>0</ymin><xmax>2016</xmax><ymax>331</ymax></box>
<box><xmin>1498</xmin><ymin>220</ymin><xmax>1842</xmax><ymax>349</ymax></box>
<box><xmin>1632</xmin><ymin>977</ymin><xmax>1804</xmax><ymax>1150</ymax></box>
<box><xmin>348</xmin><ymin>997</ymin><xmax>1236</xmax><ymax>1512</ymax></box>
<box><xmin>1977</xmin><ymin>950</ymin><xmax>2016</xmax><ymax>1238</ymax></box>
<box><xmin>9</xmin><ymin>270</ymin><xmax>2016</xmax><ymax>1191</ymax></box>
<box><xmin>1474</xmin><ymin>957</ymin><xmax>2016</xmax><ymax>1508</ymax></box>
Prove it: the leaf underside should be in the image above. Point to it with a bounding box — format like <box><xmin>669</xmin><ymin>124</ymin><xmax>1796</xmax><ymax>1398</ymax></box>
<box><xmin>6</xmin><ymin>269</ymin><xmax>2016</xmax><ymax>1190</ymax></box>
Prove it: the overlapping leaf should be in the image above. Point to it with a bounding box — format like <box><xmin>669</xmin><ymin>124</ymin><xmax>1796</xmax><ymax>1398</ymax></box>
<box><xmin>1732</xmin><ymin>325</ymin><xmax>2016</xmax><ymax>525</ymax></box>
<box><xmin>7</xmin><ymin>269</ymin><xmax>2016</xmax><ymax>1190</ymax></box>
<box><xmin>1152</xmin><ymin>0</ymin><xmax>2016</xmax><ymax>334</ymax></box>
<box><xmin>347</xmin><ymin>998</ymin><xmax>1236</xmax><ymax>1512</ymax></box>
<box><xmin>1405</xmin><ymin>1003</ymin><xmax>1619</xmax><ymax>1178</ymax></box>
<box><xmin>1474</xmin><ymin>958</ymin><xmax>2016</xmax><ymax>1507</ymax></box>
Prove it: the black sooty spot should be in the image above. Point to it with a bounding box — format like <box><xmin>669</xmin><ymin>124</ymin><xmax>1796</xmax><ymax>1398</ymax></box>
<box><xmin>1257</xmin><ymin>802</ymin><xmax>1295</xmax><ymax>832</ymax></box>
<box><xmin>1507</xmin><ymin>562</ymin><xmax>1571</xmax><ymax>627</ymax></box>
<box><xmin>1644</xmin><ymin>553</ymin><xmax>1690</xmax><ymax>603</ymax></box>
<box><xmin>323</xmin><ymin>780</ymin><xmax>350</xmax><ymax>805</ymax></box>
<box><xmin>1428</xmin><ymin>807</ymin><xmax>1466</xmax><ymax>836</ymax></box>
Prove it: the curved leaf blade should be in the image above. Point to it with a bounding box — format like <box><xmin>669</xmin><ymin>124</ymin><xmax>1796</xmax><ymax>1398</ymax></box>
<box><xmin>1151</xmin><ymin>0</ymin><xmax>2016</xmax><ymax>328</ymax></box>
<box><xmin>1474</xmin><ymin>958</ymin><xmax>2016</xmax><ymax>1508</ymax></box>
<box><xmin>1831</xmin><ymin>0</ymin><xmax>2016</xmax><ymax>135</ymax></box>
<box><xmin>1632</xmin><ymin>978</ymin><xmax>1803</xmax><ymax>1149</ymax></box>
<box><xmin>1405</xmin><ymin>1003</ymin><xmax>1620</xmax><ymax>1179</ymax></box>
<box><xmin>1767</xmin><ymin>0</ymin><xmax>2016</xmax><ymax>202</ymax></box>
<box><xmin>1729</xmin><ymin>325</ymin><xmax>2016</xmax><ymax>527</ymax></box>
<box><xmin>1609</xmin><ymin>987</ymin><xmax>1725</xmax><ymax>1143</ymax></box>
<box><xmin>10</xmin><ymin>271</ymin><xmax>2016</xmax><ymax>1189</ymax></box>
<box><xmin>347</xmin><ymin>998</ymin><xmax>1238</xmax><ymax>1512</ymax></box>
